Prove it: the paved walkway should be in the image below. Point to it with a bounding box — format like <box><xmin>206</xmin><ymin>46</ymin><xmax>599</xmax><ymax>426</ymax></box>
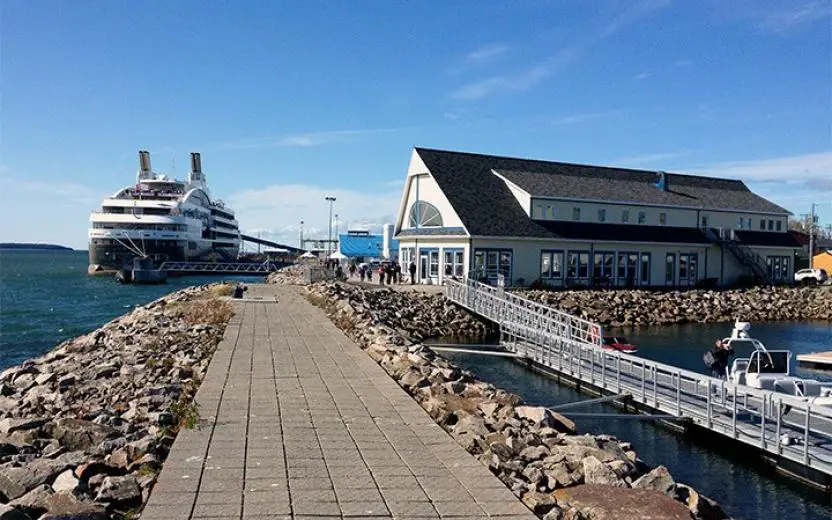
<box><xmin>141</xmin><ymin>284</ymin><xmax>535</xmax><ymax>519</ymax></box>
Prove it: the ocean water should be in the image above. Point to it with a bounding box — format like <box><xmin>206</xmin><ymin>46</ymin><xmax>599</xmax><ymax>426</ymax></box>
<box><xmin>0</xmin><ymin>250</ymin><xmax>263</xmax><ymax>369</ymax></box>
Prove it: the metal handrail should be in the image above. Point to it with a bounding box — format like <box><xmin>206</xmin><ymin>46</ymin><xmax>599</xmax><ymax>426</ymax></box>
<box><xmin>444</xmin><ymin>279</ymin><xmax>832</xmax><ymax>475</ymax></box>
<box><xmin>157</xmin><ymin>261</ymin><xmax>281</xmax><ymax>273</ymax></box>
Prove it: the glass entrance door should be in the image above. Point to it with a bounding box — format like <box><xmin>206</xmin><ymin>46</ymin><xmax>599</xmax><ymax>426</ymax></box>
<box><xmin>419</xmin><ymin>251</ymin><xmax>429</xmax><ymax>282</ymax></box>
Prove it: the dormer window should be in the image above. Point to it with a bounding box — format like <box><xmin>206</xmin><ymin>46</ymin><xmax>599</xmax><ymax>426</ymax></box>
<box><xmin>598</xmin><ymin>209</ymin><xmax>606</xmax><ymax>222</ymax></box>
<box><xmin>659</xmin><ymin>212</ymin><xmax>667</xmax><ymax>225</ymax></box>
<box><xmin>572</xmin><ymin>207</ymin><xmax>581</xmax><ymax>221</ymax></box>
<box><xmin>638</xmin><ymin>211</ymin><xmax>646</xmax><ymax>224</ymax></box>
<box><xmin>408</xmin><ymin>201</ymin><xmax>443</xmax><ymax>228</ymax></box>
<box><xmin>622</xmin><ymin>210</ymin><xmax>630</xmax><ymax>223</ymax></box>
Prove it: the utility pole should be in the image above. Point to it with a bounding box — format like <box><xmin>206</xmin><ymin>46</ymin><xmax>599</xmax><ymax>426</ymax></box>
<box><xmin>808</xmin><ymin>203</ymin><xmax>816</xmax><ymax>268</ymax></box>
<box><xmin>299</xmin><ymin>220</ymin><xmax>304</xmax><ymax>249</ymax></box>
<box><xmin>325</xmin><ymin>196</ymin><xmax>336</xmax><ymax>257</ymax></box>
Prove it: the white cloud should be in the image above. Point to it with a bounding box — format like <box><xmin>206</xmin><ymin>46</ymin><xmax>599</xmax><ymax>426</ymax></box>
<box><xmin>759</xmin><ymin>1</ymin><xmax>831</xmax><ymax>34</ymax></box>
<box><xmin>227</xmin><ymin>183</ymin><xmax>402</xmax><ymax>249</ymax></box>
<box><xmin>690</xmin><ymin>151</ymin><xmax>832</xmax><ymax>182</ymax></box>
<box><xmin>614</xmin><ymin>152</ymin><xmax>687</xmax><ymax>166</ymax></box>
<box><xmin>464</xmin><ymin>43</ymin><xmax>510</xmax><ymax>67</ymax></box>
<box><xmin>216</xmin><ymin>128</ymin><xmax>396</xmax><ymax>151</ymax></box>
<box><xmin>551</xmin><ymin>110</ymin><xmax>621</xmax><ymax>126</ymax></box>
<box><xmin>634</xmin><ymin>71</ymin><xmax>652</xmax><ymax>80</ymax></box>
<box><xmin>0</xmin><ymin>175</ymin><xmax>100</xmax><ymax>206</ymax></box>
<box><xmin>450</xmin><ymin>0</ymin><xmax>669</xmax><ymax>101</ymax></box>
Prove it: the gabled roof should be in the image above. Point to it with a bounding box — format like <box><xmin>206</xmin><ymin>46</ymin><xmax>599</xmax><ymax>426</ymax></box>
<box><xmin>415</xmin><ymin>147</ymin><xmax>790</xmax><ymax>238</ymax></box>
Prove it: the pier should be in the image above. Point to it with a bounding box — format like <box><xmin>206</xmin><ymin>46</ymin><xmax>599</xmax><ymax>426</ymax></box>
<box><xmin>141</xmin><ymin>284</ymin><xmax>535</xmax><ymax>519</ymax></box>
<box><xmin>445</xmin><ymin>279</ymin><xmax>832</xmax><ymax>493</ymax></box>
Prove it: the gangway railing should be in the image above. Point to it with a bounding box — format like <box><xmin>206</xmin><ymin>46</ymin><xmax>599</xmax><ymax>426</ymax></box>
<box><xmin>444</xmin><ymin>278</ymin><xmax>832</xmax><ymax>480</ymax></box>
<box><xmin>157</xmin><ymin>261</ymin><xmax>282</xmax><ymax>273</ymax></box>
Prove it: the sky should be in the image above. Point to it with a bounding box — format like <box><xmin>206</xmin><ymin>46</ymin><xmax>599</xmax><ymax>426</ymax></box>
<box><xmin>1</xmin><ymin>0</ymin><xmax>830</xmax><ymax>250</ymax></box>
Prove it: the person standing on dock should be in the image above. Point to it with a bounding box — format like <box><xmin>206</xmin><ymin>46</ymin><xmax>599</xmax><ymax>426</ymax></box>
<box><xmin>409</xmin><ymin>262</ymin><xmax>417</xmax><ymax>285</ymax></box>
<box><xmin>708</xmin><ymin>339</ymin><xmax>734</xmax><ymax>379</ymax></box>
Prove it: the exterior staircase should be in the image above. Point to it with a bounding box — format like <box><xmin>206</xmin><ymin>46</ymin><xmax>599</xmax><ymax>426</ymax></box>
<box><xmin>706</xmin><ymin>228</ymin><xmax>771</xmax><ymax>283</ymax></box>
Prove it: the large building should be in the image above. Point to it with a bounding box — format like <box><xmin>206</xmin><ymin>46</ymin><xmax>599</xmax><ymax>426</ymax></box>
<box><xmin>394</xmin><ymin>148</ymin><xmax>801</xmax><ymax>287</ymax></box>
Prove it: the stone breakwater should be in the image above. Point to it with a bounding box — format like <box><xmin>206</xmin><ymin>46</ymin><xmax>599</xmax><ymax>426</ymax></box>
<box><xmin>0</xmin><ymin>286</ymin><xmax>232</xmax><ymax>520</ymax></box>
<box><xmin>301</xmin><ymin>280</ymin><xmax>727</xmax><ymax>520</ymax></box>
<box><xmin>265</xmin><ymin>264</ymin><xmax>306</xmax><ymax>286</ymax></box>
<box><xmin>517</xmin><ymin>286</ymin><xmax>832</xmax><ymax>327</ymax></box>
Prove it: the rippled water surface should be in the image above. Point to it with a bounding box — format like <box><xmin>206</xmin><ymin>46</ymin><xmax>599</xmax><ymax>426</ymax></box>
<box><xmin>0</xmin><ymin>250</ymin><xmax>262</xmax><ymax>369</ymax></box>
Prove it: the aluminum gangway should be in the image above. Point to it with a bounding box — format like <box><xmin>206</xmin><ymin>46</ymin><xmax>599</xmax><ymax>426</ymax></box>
<box><xmin>157</xmin><ymin>261</ymin><xmax>282</xmax><ymax>273</ymax></box>
<box><xmin>445</xmin><ymin>278</ymin><xmax>832</xmax><ymax>490</ymax></box>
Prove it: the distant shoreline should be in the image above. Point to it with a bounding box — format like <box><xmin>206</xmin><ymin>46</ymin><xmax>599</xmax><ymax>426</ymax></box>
<box><xmin>0</xmin><ymin>243</ymin><xmax>74</xmax><ymax>251</ymax></box>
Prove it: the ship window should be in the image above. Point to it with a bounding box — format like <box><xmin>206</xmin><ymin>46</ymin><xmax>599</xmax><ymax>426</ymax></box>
<box><xmin>408</xmin><ymin>201</ymin><xmax>443</xmax><ymax>228</ymax></box>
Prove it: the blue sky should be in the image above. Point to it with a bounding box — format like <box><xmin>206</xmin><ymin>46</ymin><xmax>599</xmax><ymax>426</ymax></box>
<box><xmin>1</xmin><ymin>0</ymin><xmax>830</xmax><ymax>250</ymax></box>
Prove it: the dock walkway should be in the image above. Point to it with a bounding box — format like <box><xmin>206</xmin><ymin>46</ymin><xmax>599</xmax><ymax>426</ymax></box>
<box><xmin>141</xmin><ymin>284</ymin><xmax>535</xmax><ymax>520</ymax></box>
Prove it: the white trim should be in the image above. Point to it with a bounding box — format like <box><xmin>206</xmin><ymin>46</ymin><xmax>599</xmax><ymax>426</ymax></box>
<box><xmin>491</xmin><ymin>170</ymin><xmax>531</xmax><ymax>197</ymax></box>
<box><xmin>530</xmin><ymin>195</ymin><xmax>791</xmax><ymax>216</ymax></box>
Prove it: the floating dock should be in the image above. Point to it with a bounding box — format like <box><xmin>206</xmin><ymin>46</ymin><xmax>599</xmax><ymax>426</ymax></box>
<box><xmin>797</xmin><ymin>352</ymin><xmax>832</xmax><ymax>370</ymax></box>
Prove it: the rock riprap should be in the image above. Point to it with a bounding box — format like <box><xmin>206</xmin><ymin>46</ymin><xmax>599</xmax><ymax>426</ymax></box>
<box><xmin>265</xmin><ymin>264</ymin><xmax>306</xmax><ymax>285</ymax></box>
<box><xmin>518</xmin><ymin>285</ymin><xmax>831</xmax><ymax>326</ymax></box>
<box><xmin>0</xmin><ymin>286</ymin><xmax>232</xmax><ymax>519</ymax></box>
<box><xmin>304</xmin><ymin>281</ymin><xmax>728</xmax><ymax>520</ymax></box>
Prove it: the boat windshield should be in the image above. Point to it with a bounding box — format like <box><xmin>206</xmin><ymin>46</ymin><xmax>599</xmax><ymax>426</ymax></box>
<box><xmin>748</xmin><ymin>351</ymin><xmax>790</xmax><ymax>374</ymax></box>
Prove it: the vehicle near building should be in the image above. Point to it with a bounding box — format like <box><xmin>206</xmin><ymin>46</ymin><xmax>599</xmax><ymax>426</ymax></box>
<box><xmin>794</xmin><ymin>268</ymin><xmax>828</xmax><ymax>285</ymax></box>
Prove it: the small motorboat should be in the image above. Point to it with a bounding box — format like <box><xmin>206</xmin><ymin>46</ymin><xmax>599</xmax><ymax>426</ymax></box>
<box><xmin>724</xmin><ymin>321</ymin><xmax>832</xmax><ymax>408</ymax></box>
<box><xmin>601</xmin><ymin>336</ymin><xmax>638</xmax><ymax>354</ymax></box>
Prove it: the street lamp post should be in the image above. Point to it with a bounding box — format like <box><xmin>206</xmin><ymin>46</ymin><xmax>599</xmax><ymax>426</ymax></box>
<box><xmin>325</xmin><ymin>196</ymin><xmax>336</xmax><ymax>257</ymax></box>
<box><xmin>299</xmin><ymin>220</ymin><xmax>304</xmax><ymax>250</ymax></box>
<box><xmin>334</xmin><ymin>214</ymin><xmax>339</xmax><ymax>252</ymax></box>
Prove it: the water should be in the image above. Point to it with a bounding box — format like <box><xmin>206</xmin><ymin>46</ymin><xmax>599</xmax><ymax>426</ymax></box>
<box><xmin>0</xmin><ymin>250</ymin><xmax>263</xmax><ymax>369</ymax></box>
<box><xmin>438</xmin><ymin>320</ymin><xmax>832</xmax><ymax>520</ymax></box>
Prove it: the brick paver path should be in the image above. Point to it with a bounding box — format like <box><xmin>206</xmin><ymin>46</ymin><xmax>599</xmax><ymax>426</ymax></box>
<box><xmin>141</xmin><ymin>284</ymin><xmax>535</xmax><ymax>519</ymax></box>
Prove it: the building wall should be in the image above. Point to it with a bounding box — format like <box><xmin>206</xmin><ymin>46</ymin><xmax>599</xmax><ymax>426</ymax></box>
<box><xmin>529</xmin><ymin>198</ymin><xmax>788</xmax><ymax>232</ymax></box>
<box><xmin>399</xmin><ymin>174</ymin><xmax>465</xmax><ymax>230</ymax></box>
<box><xmin>812</xmin><ymin>252</ymin><xmax>832</xmax><ymax>273</ymax></box>
<box><xmin>398</xmin><ymin>238</ymin><xmax>469</xmax><ymax>285</ymax></box>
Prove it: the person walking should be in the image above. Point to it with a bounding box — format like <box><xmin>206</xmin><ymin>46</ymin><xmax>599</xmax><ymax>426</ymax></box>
<box><xmin>395</xmin><ymin>262</ymin><xmax>402</xmax><ymax>284</ymax></box>
<box><xmin>409</xmin><ymin>262</ymin><xmax>417</xmax><ymax>285</ymax></box>
<box><xmin>378</xmin><ymin>265</ymin><xmax>385</xmax><ymax>285</ymax></box>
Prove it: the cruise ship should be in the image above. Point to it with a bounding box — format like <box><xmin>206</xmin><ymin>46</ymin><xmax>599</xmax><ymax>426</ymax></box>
<box><xmin>88</xmin><ymin>151</ymin><xmax>240</xmax><ymax>275</ymax></box>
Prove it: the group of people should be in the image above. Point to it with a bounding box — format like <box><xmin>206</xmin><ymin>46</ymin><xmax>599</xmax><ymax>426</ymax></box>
<box><xmin>344</xmin><ymin>261</ymin><xmax>420</xmax><ymax>285</ymax></box>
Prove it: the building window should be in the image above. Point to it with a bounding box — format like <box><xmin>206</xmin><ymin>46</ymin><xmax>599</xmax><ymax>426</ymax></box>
<box><xmin>679</xmin><ymin>253</ymin><xmax>698</xmax><ymax>286</ymax></box>
<box><xmin>768</xmin><ymin>220</ymin><xmax>774</xmax><ymax>231</ymax></box>
<box><xmin>776</xmin><ymin>220</ymin><xmax>782</xmax><ymax>231</ymax></box>
<box><xmin>659</xmin><ymin>212</ymin><xmax>667</xmax><ymax>225</ymax></box>
<box><xmin>473</xmin><ymin>249</ymin><xmax>512</xmax><ymax>283</ymax></box>
<box><xmin>747</xmin><ymin>217</ymin><xmax>752</xmax><ymax>229</ymax></box>
<box><xmin>407</xmin><ymin>201</ymin><xmax>443</xmax><ymax>228</ymax></box>
<box><xmin>534</xmin><ymin>205</ymin><xmax>544</xmax><ymax>219</ymax></box>
<box><xmin>443</xmin><ymin>249</ymin><xmax>464</xmax><ymax>279</ymax></box>
<box><xmin>598</xmin><ymin>209</ymin><xmax>606</xmax><ymax>222</ymax></box>
<box><xmin>737</xmin><ymin>217</ymin><xmax>744</xmax><ymax>229</ymax></box>
<box><xmin>572</xmin><ymin>207</ymin><xmax>581</xmax><ymax>221</ymax></box>
<box><xmin>701</xmin><ymin>215</ymin><xmax>709</xmax><ymax>228</ymax></box>
<box><xmin>665</xmin><ymin>253</ymin><xmax>675</xmax><ymax>285</ymax></box>
<box><xmin>766</xmin><ymin>256</ymin><xmax>790</xmax><ymax>282</ymax></box>
<box><xmin>638</xmin><ymin>211</ymin><xmax>646</xmax><ymax>224</ymax></box>
<box><xmin>429</xmin><ymin>251</ymin><xmax>439</xmax><ymax>277</ymax></box>
<box><xmin>593</xmin><ymin>252</ymin><xmax>615</xmax><ymax>285</ymax></box>
<box><xmin>540</xmin><ymin>250</ymin><xmax>564</xmax><ymax>280</ymax></box>
<box><xmin>640</xmin><ymin>253</ymin><xmax>651</xmax><ymax>285</ymax></box>
<box><xmin>567</xmin><ymin>251</ymin><xmax>589</xmax><ymax>280</ymax></box>
<box><xmin>760</xmin><ymin>219</ymin><xmax>766</xmax><ymax>230</ymax></box>
<box><xmin>549</xmin><ymin>205</ymin><xmax>556</xmax><ymax>218</ymax></box>
<box><xmin>622</xmin><ymin>210</ymin><xmax>630</xmax><ymax>223</ymax></box>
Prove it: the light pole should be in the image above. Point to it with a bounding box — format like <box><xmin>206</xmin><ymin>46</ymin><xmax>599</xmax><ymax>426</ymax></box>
<box><xmin>325</xmin><ymin>196</ymin><xmax>336</xmax><ymax>257</ymax></box>
<box><xmin>299</xmin><ymin>220</ymin><xmax>304</xmax><ymax>250</ymax></box>
<box><xmin>808</xmin><ymin>203</ymin><xmax>817</xmax><ymax>269</ymax></box>
<box><xmin>334</xmin><ymin>214</ymin><xmax>339</xmax><ymax>252</ymax></box>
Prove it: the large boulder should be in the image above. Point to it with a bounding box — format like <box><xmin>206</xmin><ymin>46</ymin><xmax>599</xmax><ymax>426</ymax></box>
<box><xmin>41</xmin><ymin>492</ymin><xmax>106</xmax><ymax>520</ymax></box>
<box><xmin>553</xmin><ymin>484</ymin><xmax>692</xmax><ymax>520</ymax></box>
<box><xmin>675</xmin><ymin>483</ymin><xmax>728</xmax><ymax>520</ymax></box>
<box><xmin>581</xmin><ymin>456</ymin><xmax>627</xmax><ymax>488</ymax></box>
<box><xmin>632</xmin><ymin>465</ymin><xmax>675</xmax><ymax>497</ymax></box>
<box><xmin>0</xmin><ymin>460</ymin><xmax>68</xmax><ymax>501</ymax></box>
<box><xmin>94</xmin><ymin>476</ymin><xmax>142</xmax><ymax>508</ymax></box>
<box><xmin>8</xmin><ymin>485</ymin><xmax>52</xmax><ymax>518</ymax></box>
<box><xmin>0</xmin><ymin>418</ymin><xmax>47</xmax><ymax>437</ymax></box>
<box><xmin>45</xmin><ymin>420</ymin><xmax>118</xmax><ymax>452</ymax></box>
<box><xmin>515</xmin><ymin>406</ymin><xmax>576</xmax><ymax>433</ymax></box>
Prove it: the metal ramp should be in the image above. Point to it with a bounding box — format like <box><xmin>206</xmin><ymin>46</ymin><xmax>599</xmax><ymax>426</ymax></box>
<box><xmin>444</xmin><ymin>278</ymin><xmax>832</xmax><ymax>489</ymax></box>
<box><xmin>157</xmin><ymin>261</ymin><xmax>283</xmax><ymax>273</ymax></box>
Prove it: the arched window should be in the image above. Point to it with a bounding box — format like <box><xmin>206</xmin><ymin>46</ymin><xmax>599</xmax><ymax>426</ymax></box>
<box><xmin>408</xmin><ymin>201</ymin><xmax>443</xmax><ymax>228</ymax></box>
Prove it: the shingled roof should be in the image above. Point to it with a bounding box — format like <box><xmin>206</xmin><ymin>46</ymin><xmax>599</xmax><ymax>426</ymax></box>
<box><xmin>415</xmin><ymin>147</ymin><xmax>790</xmax><ymax>238</ymax></box>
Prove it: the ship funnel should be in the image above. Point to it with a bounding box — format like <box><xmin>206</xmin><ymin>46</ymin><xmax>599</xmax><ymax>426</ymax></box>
<box><xmin>138</xmin><ymin>150</ymin><xmax>152</xmax><ymax>175</ymax></box>
<box><xmin>190</xmin><ymin>152</ymin><xmax>202</xmax><ymax>174</ymax></box>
